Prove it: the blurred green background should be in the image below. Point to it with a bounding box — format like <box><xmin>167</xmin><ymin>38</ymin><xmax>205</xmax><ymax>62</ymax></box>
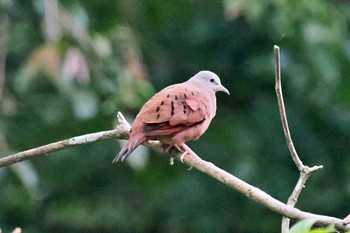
<box><xmin>1</xmin><ymin>0</ymin><xmax>350</xmax><ymax>232</ymax></box>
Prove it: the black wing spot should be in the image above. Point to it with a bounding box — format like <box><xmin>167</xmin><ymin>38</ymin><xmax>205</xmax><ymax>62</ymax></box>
<box><xmin>171</xmin><ymin>101</ymin><xmax>175</xmax><ymax>116</ymax></box>
<box><xmin>156</xmin><ymin>106</ymin><xmax>160</xmax><ymax>112</ymax></box>
<box><xmin>183</xmin><ymin>104</ymin><xmax>187</xmax><ymax>114</ymax></box>
<box><xmin>167</xmin><ymin>94</ymin><xmax>170</xmax><ymax>98</ymax></box>
<box><xmin>161</xmin><ymin>101</ymin><xmax>164</xmax><ymax>105</ymax></box>
<box><xmin>184</xmin><ymin>93</ymin><xmax>187</xmax><ymax>98</ymax></box>
<box><xmin>175</xmin><ymin>95</ymin><xmax>178</xmax><ymax>100</ymax></box>
<box><xmin>157</xmin><ymin>113</ymin><xmax>160</xmax><ymax>119</ymax></box>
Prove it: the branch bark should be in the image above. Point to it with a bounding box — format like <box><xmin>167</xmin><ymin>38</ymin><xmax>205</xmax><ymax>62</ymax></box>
<box><xmin>274</xmin><ymin>45</ymin><xmax>324</xmax><ymax>233</ymax></box>
<box><xmin>0</xmin><ymin>112</ymin><xmax>348</xmax><ymax>230</ymax></box>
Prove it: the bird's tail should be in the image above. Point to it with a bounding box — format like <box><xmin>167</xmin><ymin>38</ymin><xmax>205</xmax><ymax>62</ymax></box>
<box><xmin>113</xmin><ymin>137</ymin><xmax>144</xmax><ymax>163</ymax></box>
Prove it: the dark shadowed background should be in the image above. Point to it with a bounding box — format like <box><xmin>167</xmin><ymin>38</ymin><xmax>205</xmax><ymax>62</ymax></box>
<box><xmin>1</xmin><ymin>0</ymin><xmax>350</xmax><ymax>232</ymax></box>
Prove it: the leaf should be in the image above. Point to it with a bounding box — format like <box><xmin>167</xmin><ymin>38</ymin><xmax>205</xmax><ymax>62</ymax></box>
<box><xmin>288</xmin><ymin>219</ymin><xmax>317</xmax><ymax>233</ymax></box>
<box><xmin>309</xmin><ymin>224</ymin><xmax>336</xmax><ymax>233</ymax></box>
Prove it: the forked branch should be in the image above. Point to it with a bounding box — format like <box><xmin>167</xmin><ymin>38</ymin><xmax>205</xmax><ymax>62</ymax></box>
<box><xmin>274</xmin><ymin>45</ymin><xmax>323</xmax><ymax>233</ymax></box>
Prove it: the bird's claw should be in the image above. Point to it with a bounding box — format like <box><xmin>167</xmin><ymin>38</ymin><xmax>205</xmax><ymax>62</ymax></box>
<box><xmin>180</xmin><ymin>151</ymin><xmax>187</xmax><ymax>163</ymax></box>
<box><xmin>165</xmin><ymin>144</ymin><xmax>184</xmax><ymax>153</ymax></box>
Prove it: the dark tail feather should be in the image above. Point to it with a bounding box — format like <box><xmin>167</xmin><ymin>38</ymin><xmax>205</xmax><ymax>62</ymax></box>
<box><xmin>113</xmin><ymin>142</ymin><xmax>140</xmax><ymax>163</ymax></box>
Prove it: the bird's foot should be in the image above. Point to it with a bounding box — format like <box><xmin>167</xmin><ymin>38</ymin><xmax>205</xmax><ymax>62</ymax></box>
<box><xmin>166</xmin><ymin>144</ymin><xmax>186</xmax><ymax>165</ymax></box>
<box><xmin>180</xmin><ymin>151</ymin><xmax>187</xmax><ymax>163</ymax></box>
<box><xmin>165</xmin><ymin>144</ymin><xmax>184</xmax><ymax>153</ymax></box>
<box><xmin>178</xmin><ymin>144</ymin><xmax>195</xmax><ymax>169</ymax></box>
<box><xmin>166</xmin><ymin>143</ymin><xmax>194</xmax><ymax>169</ymax></box>
<box><xmin>179</xmin><ymin>150</ymin><xmax>193</xmax><ymax>170</ymax></box>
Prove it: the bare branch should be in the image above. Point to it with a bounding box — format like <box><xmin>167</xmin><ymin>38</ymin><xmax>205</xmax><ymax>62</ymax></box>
<box><xmin>0</xmin><ymin>129</ymin><xmax>118</xmax><ymax>167</ymax></box>
<box><xmin>0</xmin><ymin>111</ymin><xmax>347</xmax><ymax>230</ymax></box>
<box><xmin>274</xmin><ymin>45</ymin><xmax>303</xmax><ymax>170</ymax></box>
<box><xmin>274</xmin><ymin>45</ymin><xmax>324</xmax><ymax>233</ymax></box>
<box><xmin>184</xmin><ymin>151</ymin><xmax>345</xmax><ymax>229</ymax></box>
<box><xmin>0</xmin><ymin>112</ymin><xmax>130</xmax><ymax>168</ymax></box>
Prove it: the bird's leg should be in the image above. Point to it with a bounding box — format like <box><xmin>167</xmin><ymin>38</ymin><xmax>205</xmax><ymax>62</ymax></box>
<box><xmin>174</xmin><ymin>144</ymin><xmax>183</xmax><ymax>152</ymax></box>
<box><xmin>180</xmin><ymin>152</ymin><xmax>187</xmax><ymax>163</ymax></box>
<box><xmin>165</xmin><ymin>144</ymin><xmax>184</xmax><ymax>153</ymax></box>
<box><xmin>178</xmin><ymin>143</ymin><xmax>196</xmax><ymax>163</ymax></box>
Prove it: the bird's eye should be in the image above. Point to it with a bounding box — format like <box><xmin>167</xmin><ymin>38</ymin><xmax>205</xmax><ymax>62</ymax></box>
<box><xmin>210</xmin><ymin>79</ymin><xmax>214</xmax><ymax>83</ymax></box>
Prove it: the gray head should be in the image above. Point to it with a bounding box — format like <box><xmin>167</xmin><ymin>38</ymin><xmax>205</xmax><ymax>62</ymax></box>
<box><xmin>189</xmin><ymin>70</ymin><xmax>230</xmax><ymax>95</ymax></box>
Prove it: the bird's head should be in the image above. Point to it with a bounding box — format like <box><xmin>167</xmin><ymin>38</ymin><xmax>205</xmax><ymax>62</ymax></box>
<box><xmin>190</xmin><ymin>70</ymin><xmax>230</xmax><ymax>95</ymax></box>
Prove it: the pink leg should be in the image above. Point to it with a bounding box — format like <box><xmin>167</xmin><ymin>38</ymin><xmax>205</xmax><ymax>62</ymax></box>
<box><xmin>179</xmin><ymin>143</ymin><xmax>196</xmax><ymax>162</ymax></box>
<box><xmin>165</xmin><ymin>144</ymin><xmax>184</xmax><ymax>153</ymax></box>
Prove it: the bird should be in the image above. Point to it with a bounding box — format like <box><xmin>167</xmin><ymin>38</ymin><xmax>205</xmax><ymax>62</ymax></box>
<box><xmin>113</xmin><ymin>70</ymin><xmax>229</xmax><ymax>162</ymax></box>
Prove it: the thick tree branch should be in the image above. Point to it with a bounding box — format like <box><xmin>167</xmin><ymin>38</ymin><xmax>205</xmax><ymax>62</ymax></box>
<box><xmin>0</xmin><ymin>113</ymin><xmax>130</xmax><ymax>168</ymax></box>
<box><xmin>0</xmin><ymin>111</ymin><xmax>348</xmax><ymax>230</ymax></box>
<box><xmin>0</xmin><ymin>129</ymin><xmax>119</xmax><ymax>167</ymax></box>
<box><xmin>274</xmin><ymin>45</ymin><xmax>324</xmax><ymax>233</ymax></box>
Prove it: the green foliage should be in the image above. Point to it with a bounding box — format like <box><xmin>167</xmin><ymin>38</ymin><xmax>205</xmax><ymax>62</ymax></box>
<box><xmin>1</xmin><ymin>0</ymin><xmax>350</xmax><ymax>233</ymax></box>
<box><xmin>288</xmin><ymin>219</ymin><xmax>338</xmax><ymax>233</ymax></box>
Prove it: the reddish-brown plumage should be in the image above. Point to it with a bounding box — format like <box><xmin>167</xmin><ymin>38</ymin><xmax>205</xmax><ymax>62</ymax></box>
<box><xmin>113</xmin><ymin>70</ymin><xmax>229</xmax><ymax>162</ymax></box>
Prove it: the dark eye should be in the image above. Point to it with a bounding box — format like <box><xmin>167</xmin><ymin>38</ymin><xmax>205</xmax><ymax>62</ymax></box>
<box><xmin>210</xmin><ymin>79</ymin><xmax>214</xmax><ymax>83</ymax></box>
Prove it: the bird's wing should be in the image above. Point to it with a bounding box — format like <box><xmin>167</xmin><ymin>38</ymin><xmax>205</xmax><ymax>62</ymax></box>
<box><xmin>140</xmin><ymin>84</ymin><xmax>209</xmax><ymax>136</ymax></box>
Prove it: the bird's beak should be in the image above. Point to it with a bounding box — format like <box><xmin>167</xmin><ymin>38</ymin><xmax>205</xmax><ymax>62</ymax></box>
<box><xmin>218</xmin><ymin>84</ymin><xmax>230</xmax><ymax>95</ymax></box>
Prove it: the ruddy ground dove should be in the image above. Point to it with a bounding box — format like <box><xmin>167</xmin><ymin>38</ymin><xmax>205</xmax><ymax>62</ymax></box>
<box><xmin>113</xmin><ymin>70</ymin><xmax>229</xmax><ymax>162</ymax></box>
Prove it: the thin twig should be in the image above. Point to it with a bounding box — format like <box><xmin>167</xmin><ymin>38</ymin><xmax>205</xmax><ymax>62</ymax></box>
<box><xmin>0</xmin><ymin>112</ymin><xmax>347</xmax><ymax>230</ymax></box>
<box><xmin>274</xmin><ymin>45</ymin><xmax>303</xmax><ymax>170</ymax></box>
<box><xmin>274</xmin><ymin>45</ymin><xmax>323</xmax><ymax>233</ymax></box>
